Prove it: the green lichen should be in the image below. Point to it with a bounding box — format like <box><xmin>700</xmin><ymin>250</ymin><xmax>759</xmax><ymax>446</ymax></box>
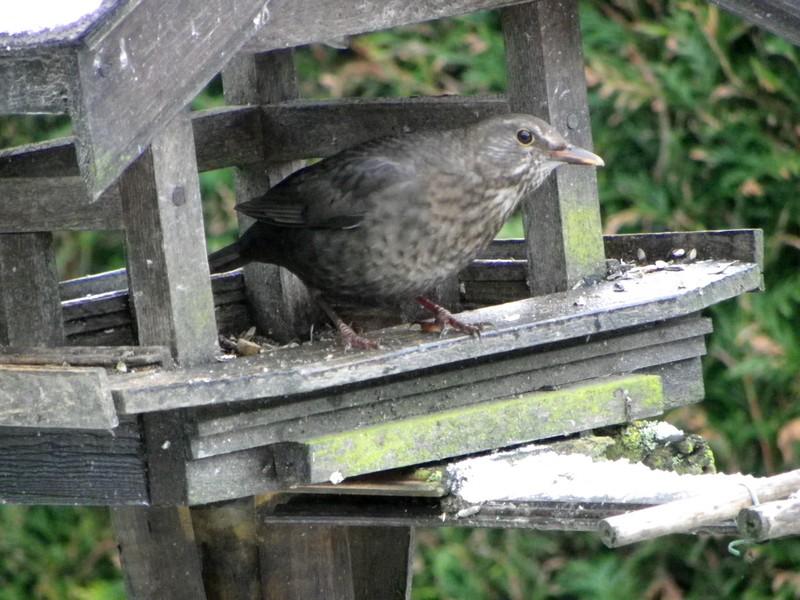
<box><xmin>562</xmin><ymin>202</ymin><xmax>606</xmax><ymax>281</ymax></box>
<box><xmin>306</xmin><ymin>375</ymin><xmax>664</xmax><ymax>481</ymax></box>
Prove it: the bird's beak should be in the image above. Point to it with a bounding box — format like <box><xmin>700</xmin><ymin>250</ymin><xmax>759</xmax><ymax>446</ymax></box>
<box><xmin>549</xmin><ymin>145</ymin><xmax>605</xmax><ymax>167</ymax></box>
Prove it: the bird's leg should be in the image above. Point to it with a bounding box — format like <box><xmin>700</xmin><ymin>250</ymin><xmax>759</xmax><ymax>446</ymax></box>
<box><xmin>415</xmin><ymin>296</ymin><xmax>481</xmax><ymax>337</ymax></box>
<box><xmin>315</xmin><ymin>297</ymin><xmax>380</xmax><ymax>350</ymax></box>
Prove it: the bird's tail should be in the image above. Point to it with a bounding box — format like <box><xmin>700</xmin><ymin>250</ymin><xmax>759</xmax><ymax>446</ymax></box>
<box><xmin>208</xmin><ymin>240</ymin><xmax>246</xmax><ymax>274</ymax></box>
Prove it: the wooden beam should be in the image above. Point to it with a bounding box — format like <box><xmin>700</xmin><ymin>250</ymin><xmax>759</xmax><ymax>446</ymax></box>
<box><xmin>244</xmin><ymin>0</ymin><xmax>528</xmax><ymax>52</ymax></box>
<box><xmin>502</xmin><ymin>0</ymin><xmax>605</xmax><ymax>294</ymax></box>
<box><xmin>69</xmin><ymin>0</ymin><xmax>271</xmax><ymax>199</ymax></box>
<box><xmin>0</xmin><ymin>365</ymin><xmax>116</xmax><ymax>429</ymax></box>
<box><xmin>0</xmin><ymin>47</ymin><xmax>76</xmax><ymax>114</ymax></box>
<box><xmin>0</xmin><ymin>417</ymin><xmax>147</xmax><ymax>505</ymax></box>
<box><xmin>0</xmin><ymin>233</ymin><xmax>63</xmax><ymax>345</ymax></box>
<box><xmin>274</xmin><ymin>375</ymin><xmax>664</xmax><ymax>484</ymax></box>
<box><xmin>112</xmin><ymin>259</ymin><xmax>760</xmax><ymax>415</ymax></box>
<box><xmin>111</xmin><ymin>506</ymin><xmax>208</xmax><ymax>600</ymax></box>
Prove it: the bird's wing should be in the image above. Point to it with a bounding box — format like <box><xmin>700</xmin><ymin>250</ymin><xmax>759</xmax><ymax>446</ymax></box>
<box><xmin>236</xmin><ymin>153</ymin><xmax>418</xmax><ymax>230</ymax></box>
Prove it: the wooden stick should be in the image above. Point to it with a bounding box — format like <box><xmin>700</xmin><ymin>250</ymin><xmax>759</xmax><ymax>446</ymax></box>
<box><xmin>737</xmin><ymin>496</ymin><xmax>800</xmax><ymax>541</ymax></box>
<box><xmin>600</xmin><ymin>469</ymin><xmax>800</xmax><ymax>547</ymax></box>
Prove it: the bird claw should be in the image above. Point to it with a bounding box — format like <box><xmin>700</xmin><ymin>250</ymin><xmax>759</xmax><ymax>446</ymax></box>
<box><xmin>337</xmin><ymin>320</ymin><xmax>380</xmax><ymax>350</ymax></box>
<box><xmin>415</xmin><ymin>296</ymin><xmax>483</xmax><ymax>338</ymax></box>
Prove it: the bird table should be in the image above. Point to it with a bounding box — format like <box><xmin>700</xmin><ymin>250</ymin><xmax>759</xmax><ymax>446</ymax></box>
<box><xmin>0</xmin><ymin>1</ymin><xmax>774</xmax><ymax>599</ymax></box>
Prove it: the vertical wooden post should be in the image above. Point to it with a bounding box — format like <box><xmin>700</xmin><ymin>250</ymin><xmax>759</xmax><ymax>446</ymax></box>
<box><xmin>0</xmin><ymin>233</ymin><xmax>64</xmax><ymax>346</ymax></box>
<box><xmin>113</xmin><ymin>110</ymin><xmax>219</xmax><ymax>600</ymax></box>
<box><xmin>222</xmin><ymin>49</ymin><xmax>317</xmax><ymax>342</ymax></box>
<box><xmin>501</xmin><ymin>0</ymin><xmax>606</xmax><ymax>294</ymax></box>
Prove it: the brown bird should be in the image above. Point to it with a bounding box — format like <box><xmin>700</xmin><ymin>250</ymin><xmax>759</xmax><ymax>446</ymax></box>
<box><xmin>209</xmin><ymin>114</ymin><xmax>604</xmax><ymax>348</ymax></box>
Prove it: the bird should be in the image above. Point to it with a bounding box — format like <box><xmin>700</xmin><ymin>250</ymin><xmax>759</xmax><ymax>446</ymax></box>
<box><xmin>209</xmin><ymin>113</ymin><xmax>604</xmax><ymax>349</ymax></box>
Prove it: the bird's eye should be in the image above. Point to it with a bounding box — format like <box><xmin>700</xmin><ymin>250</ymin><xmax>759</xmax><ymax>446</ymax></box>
<box><xmin>516</xmin><ymin>129</ymin><xmax>534</xmax><ymax>145</ymax></box>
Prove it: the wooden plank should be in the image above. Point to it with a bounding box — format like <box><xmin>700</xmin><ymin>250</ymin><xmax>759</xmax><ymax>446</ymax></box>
<box><xmin>502</xmin><ymin>0</ymin><xmax>605</xmax><ymax>295</ymax></box>
<box><xmin>0</xmin><ymin>364</ymin><xmax>117</xmax><ymax>428</ymax></box>
<box><xmin>119</xmin><ymin>110</ymin><xmax>218</xmax><ymax>366</ymax></box>
<box><xmin>71</xmin><ymin>0</ymin><xmax>270</xmax><ymax>199</ymax></box>
<box><xmin>191</xmin><ymin>498</ymin><xmax>261</xmax><ymax>600</ymax></box>
<box><xmin>708</xmin><ymin>0</ymin><xmax>800</xmax><ymax>46</ymax></box>
<box><xmin>258</xmin><ymin>524</ymin><xmax>356</xmax><ymax>599</ymax></box>
<box><xmin>244</xmin><ymin>0</ymin><xmax>527</xmax><ymax>52</ymax></box>
<box><xmin>186</xmin><ymin>445</ymin><xmax>281</xmax><ymax>505</ymax></box>
<box><xmin>259</xmin><ymin>95</ymin><xmax>509</xmax><ymax>162</ymax></box>
<box><xmin>0</xmin><ymin>233</ymin><xmax>64</xmax><ymax>345</ymax></box>
<box><xmin>0</xmin><ymin>137</ymin><xmax>78</xmax><ymax>178</ymax></box>
<box><xmin>0</xmin><ymin>178</ymin><xmax>122</xmax><ymax>233</ymax></box>
<box><xmin>112</xmin><ymin>259</ymin><xmax>760</xmax><ymax>414</ymax></box>
<box><xmin>603</xmin><ymin>229</ymin><xmax>765</xmax><ymax>268</ymax></box>
<box><xmin>0</xmin><ymin>417</ymin><xmax>147</xmax><ymax>504</ymax></box>
<box><xmin>0</xmin><ymin>345</ymin><xmax>171</xmax><ymax>368</ymax></box>
<box><xmin>189</xmin><ymin>319</ymin><xmax>710</xmax><ymax>458</ymax></box>
<box><xmin>0</xmin><ymin>48</ymin><xmax>76</xmax><ymax>114</ymax></box>
<box><xmin>111</xmin><ymin>506</ymin><xmax>208</xmax><ymax>600</ymax></box>
<box><xmin>345</xmin><ymin>526</ymin><xmax>414</xmax><ymax>600</ymax></box>
<box><xmin>223</xmin><ymin>50</ymin><xmax>317</xmax><ymax>342</ymax></box>
<box><xmin>192</xmin><ymin>105</ymin><xmax>264</xmax><ymax>171</ymax></box>
<box><xmin>275</xmin><ymin>375</ymin><xmax>664</xmax><ymax>484</ymax></box>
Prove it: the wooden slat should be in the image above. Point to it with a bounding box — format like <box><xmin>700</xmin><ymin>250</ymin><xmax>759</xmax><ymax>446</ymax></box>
<box><xmin>0</xmin><ymin>364</ymin><xmax>117</xmax><ymax>428</ymax></box>
<box><xmin>111</xmin><ymin>259</ymin><xmax>761</xmax><ymax>414</ymax></box>
<box><xmin>0</xmin><ymin>345</ymin><xmax>171</xmax><ymax>368</ymax></box>
<box><xmin>189</xmin><ymin>318</ymin><xmax>711</xmax><ymax>459</ymax></box>
<box><xmin>244</xmin><ymin>0</ymin><xmax>527</xmax><ymax>52</ymax></box>
<box><xmin>0</xmin><ymin>178</ymin><xmax>122</xmax><ymax>233</ymax></box>
<box><xmin>502</xmin><ymin>0</ymin><xmax>605</xmax><ymax>294</ymax></box>
<box><xmin>259</xmin><ymin>95</ymin><xmax>509</xmax><ymax>162</ymax></box>
<box><xmin>0</xmin><ymin>232</ymin><xmax>64</xmax><ymax>345</ymax></box>
<box><xmin>0</xmin><ymin>417</ymin><xmax>147</xmax><ymax>505</ymax></box>
<box><xmin>273</xmin><ymin>375</ymin><xmax>664</xmax><ymax>484</ymax></box>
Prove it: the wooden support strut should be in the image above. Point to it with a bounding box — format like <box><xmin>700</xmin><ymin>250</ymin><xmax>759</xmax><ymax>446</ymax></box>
<box><xmin>113</xmin><ymin>110</ymin><xmax>219</xmax><ymax>600</ymax></box>
<box><xmin>501</xmin><ymin>0</ymin><xmax>606</xmax><ymax>294</ymax></box>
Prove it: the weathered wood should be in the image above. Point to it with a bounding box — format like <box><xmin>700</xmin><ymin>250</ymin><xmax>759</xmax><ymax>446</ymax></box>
<box><xmin>708</xmin><ymin>0</ymin><xmax>800</xmax><ymax>47</ymax></box>
<box><xmin>0</xmin><ymin>178</ymin><xmax>122</xmax><ymax>233</ymax></box>
<box><xmin>274</xmin><ymin>375</ymin><xmax>664</xmax><ymax>484</ymax></box>
<box><xmin>119</xmin><ymin>110</ymin><xmax>218</xmax><ymax>365</ymax></box>
<box><xmin>0</xmin><ymin>233</ymin><xmax>64</xmax><ymax>345</ymax></box>
<box><xmin>0</xmin><ymin>417</ymin><xmax>147</xmax><ymax>504</ymax></box>
<box><xmin>111</xmin><ymin>506</ymin><xmax>208</xmax><ymax>600</ymax></box>
<box><xmin>600</xmin><ymin>469</ymin><xmax>800</xmax><ymax>547</ymax></box>
<box><xmin>0</xmin><ymin>48</ymin><xmax>76</xmax><ymax>114</ymax></box>
<box><xmin>187</xmin><ymin>445</ymin><xmax>280</xmax><ymax>505</ymax></box>
<box><xmin>0</xmin><ymin>96</ymin><xmax>504</xmax><ymax>182</ymax></box>
<box><xmin>0</xmin><ymin>345</ymin><xmax>171</xmax><ymax>368</ymax></box>
<box><xmin>223</xmin><ymin>50</ymin><xmax>317</xmax><ymax>342</ymax></box>
<box><xmin>502</xmin><ymin>0</ymin><xmax>605</xmax><ymax>294</ymax></box>
<box><xmin>346</xmin><ymin>526</ymin><xmax>414</xmax><ymax>600</ymax></box>
<box><xmin>737</xmin><ymin>497</ymin><xmax>800</xmax><ymax>542</ymax></box>
<box><xmin>259</xmin><ymin>95</ymin><xmax>509</xmax><ymax>162</ymax></box>
<box><xmin>189</xmin><ymin>320</ymin><xmax>710</xmax><ymax>459</ymax></box>
<box><xmin>69</xmin><ymin>0</ymin><xmax>270</xmax><ymax>199</ymax></box>
<box><xmin>0</xmin><ymin>364</ymin><xmax>116</xmax><ymax>428</ymax></box>
<box><xmin>259</xmin><ymin>524</ymin><xmax>356</xmax><ymax>599</ymax></box>
<box><xmin>244</xmin><ymin>0</ymin><xmax>527</xmax><ymax>52</ymax></box>
<box><xmin>112</xmin><ymin>259</ymin><xmax>760</xmax><ymax>414</ymax></box>
<box><xmin>191</xmin><ymin>498</ymin><xmax>261</xmax><ymax>600</ymax></box>
<box><xmin>603</xmin><ymin>229</ymin><xmax>765</xmax><ymax>268</ymax></box>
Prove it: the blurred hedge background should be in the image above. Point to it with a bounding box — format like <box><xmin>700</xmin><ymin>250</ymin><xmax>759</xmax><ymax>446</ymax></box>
<box><xmin>1</xmin><ymin>0</ymin><xmax>799</xmax><ymax>598</ymax></box>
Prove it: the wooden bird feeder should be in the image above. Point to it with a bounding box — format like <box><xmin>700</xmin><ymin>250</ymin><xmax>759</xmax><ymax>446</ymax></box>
<box><xmin>0</xmin><ymin>0</ymin><xmax>793</xmax><ymax>598</ymax></box>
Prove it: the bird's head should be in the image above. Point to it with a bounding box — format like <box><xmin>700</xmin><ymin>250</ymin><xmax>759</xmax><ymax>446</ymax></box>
<box><xmin>468</xmin><ymin>114</ymin><xmax>604</xmax><ymax>194</ymax></box>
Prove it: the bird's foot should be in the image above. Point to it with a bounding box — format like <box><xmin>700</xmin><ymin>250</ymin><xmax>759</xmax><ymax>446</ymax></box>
<box><xmin>415</xmin><ymin>296</ymin><xmax>482</xmax><ymax>337</ymax></box>
<box><xmin>316</xmin><ymin>296</ymin><xmax>380</xmax><ymax>350</ymax></box>
<box><xmin>335</xmin><ymin>319</ymin><xmax>380</xmax><ymax>350</ymax></box>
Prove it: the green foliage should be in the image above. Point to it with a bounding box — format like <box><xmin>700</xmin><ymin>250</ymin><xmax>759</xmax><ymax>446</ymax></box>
<box><xmin>1</xmin><ymin>0</ymin><xmax>799</xmax><ymax>598</ymax></box>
